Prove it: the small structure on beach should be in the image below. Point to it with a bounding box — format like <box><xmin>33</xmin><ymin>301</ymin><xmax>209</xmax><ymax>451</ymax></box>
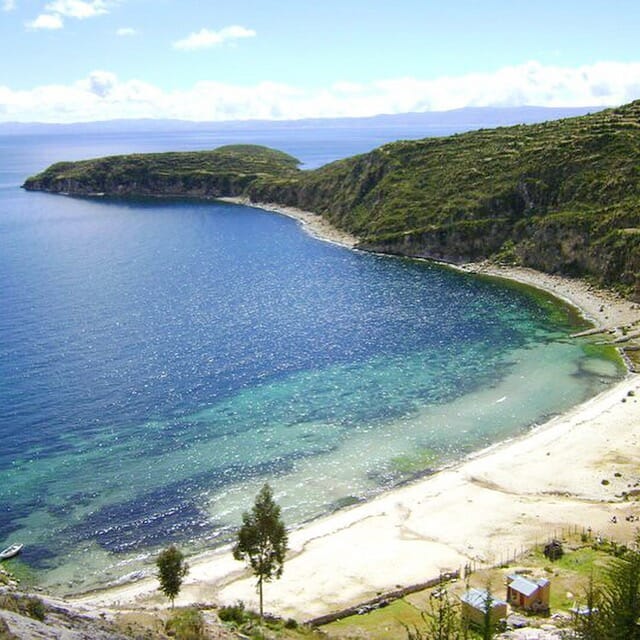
<box><xmin>506</xmin><ymin>574</ymin><xmax>550</xmax><ymax>613</ymax></box>
<box><xmin>460</xmin><ymin>588</ymin><xmax>508</xmax><ymax>628</ymax></box>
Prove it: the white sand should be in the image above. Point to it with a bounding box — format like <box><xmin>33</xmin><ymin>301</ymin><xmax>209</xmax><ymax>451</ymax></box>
<box><xmin>75</xmin><ymin>202</ymin><xmax>640</xmax><ymax>621</ymax></box>
<box><xmin>218</xmin><ymin>197</ymin><xmax>359</xmax><ymax>248</ymax></box>
<box><xmin>462</xmin><ymin>263</ymin><xmax>639</xmax><ymax>335</ymax></box>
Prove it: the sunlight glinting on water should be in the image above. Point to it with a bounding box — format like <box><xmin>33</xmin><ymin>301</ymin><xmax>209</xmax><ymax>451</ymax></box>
<box><xmin>0</xmin><ymin>129</ymin><xmax>625</xmax><ymax>594</ymax></box>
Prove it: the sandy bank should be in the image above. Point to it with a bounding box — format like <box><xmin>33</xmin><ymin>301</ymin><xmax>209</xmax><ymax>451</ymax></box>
<box><xmin>78</xmin><ymin>374</ymin><xmax>640</xmax><ymax>621</ymax></box>
<box><xmin>218</xmin><ymin>197</ymin><xmax>359</xmax><ymax>249</ymax></box>
<box><xmin>75</xmin><ymin>202</ymin><xmax>640</xmax><ymax>621</ymax></box>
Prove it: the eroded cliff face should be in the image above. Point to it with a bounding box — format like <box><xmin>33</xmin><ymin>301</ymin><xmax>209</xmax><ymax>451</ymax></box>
<box><xmin>24</xmin><ymin>172</ymin><xmax>257</xmax><ymax>198</ymax></box>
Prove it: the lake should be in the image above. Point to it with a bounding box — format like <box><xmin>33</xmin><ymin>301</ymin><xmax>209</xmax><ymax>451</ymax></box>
<box><xmin>0</xmin><ymin>121</ymin><xmax>624</xmax><ymax>593</ymax></box>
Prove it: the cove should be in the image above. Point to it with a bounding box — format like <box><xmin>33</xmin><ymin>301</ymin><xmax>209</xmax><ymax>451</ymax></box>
<box><xmin>0</xmin><ymin>192</ymin><xmax>624</xmax><ymax>594</ymax></box>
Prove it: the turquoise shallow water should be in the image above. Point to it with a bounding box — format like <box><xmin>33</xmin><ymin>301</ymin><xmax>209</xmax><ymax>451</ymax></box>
<box><xmin>0</xmin><ymin>128</ymin><xmax>625</xmax><ymax>594</ymax></box>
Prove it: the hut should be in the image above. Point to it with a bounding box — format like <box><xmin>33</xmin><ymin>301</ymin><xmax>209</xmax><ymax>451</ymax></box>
<box><xmin>460</xmin><ymin>588</ymin><xmax>508</xmax><ymax>628</ymax></box>
<box><xmin>506</xmin><ymin>575</ymin><xmax>550</xmax><ymax>613</ymax></box>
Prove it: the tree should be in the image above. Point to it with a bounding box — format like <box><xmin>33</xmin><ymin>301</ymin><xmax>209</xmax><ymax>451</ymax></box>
<box><xmin>410</xmin><ymin>592</ymin><xmax>468</xmax><ymax>640</ymax></box>
<box><xmin>571</xmin><ymin>537</ymin><xmax>640</xmax><ymax>640</ymax></box>
<box><xmin>156</xmin><ymin>545</ymin><xmax>189</xmax><ymax>608</ymax></box>
<box><xmin>572</xmin><ymin>572</ymin><xmax>604</xmax><ymax>640</ymax></box>
<box><xmin>480</xmin><ymin>584</ymin><xmax>497</xmax><ymax>640</ymax></box>
<box><xmin>599</xmin><ymin>541</ymin><xmax>640</xmax><ymax>640</ymax></box>
<box><xmin>233</xmin><ymin>483</ymin><xmax>288</xmax><ymax>619</ymax></box>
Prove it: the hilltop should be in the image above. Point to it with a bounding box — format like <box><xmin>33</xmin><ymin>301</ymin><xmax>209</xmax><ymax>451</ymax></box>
<box><xmin>23</xmin><ymin>144</ymin><xmax>300</xmax><ymax>198</ymax></box>
<box><xmin>23</xmin><ymin>103</ymin><xmax>640</xmax><ymax>298</ymax></box>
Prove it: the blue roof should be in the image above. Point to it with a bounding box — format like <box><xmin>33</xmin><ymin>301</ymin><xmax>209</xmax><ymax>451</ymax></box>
<box><xmin>508</xmin><ymin>576</ymin><xmax>542</xmax><ymax>597</ymax></box>
<box><xmin>509</xmin><ymin>577</ymin><xmax>539</xmax><ymax>597</ymax></box>
<box><xmin>461</xmin><ymin>588</ymin><xmax>507</xmax><ymax>610</ymax></box>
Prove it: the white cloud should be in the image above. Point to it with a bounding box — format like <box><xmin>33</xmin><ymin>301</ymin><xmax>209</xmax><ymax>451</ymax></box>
<box><xmin>2</xmin><ymin>61</ymin><xmax>640</xmax><ymax>123</ymax></box>
<box><xmin>26</xmin><ymin>13</ymin><xmax>64</xmax><ymax>29</ymax></box>
<box><xmin>2</xmin><ymin>0</ymin><xmax>16</xmax><ymax>11</ymax></box>
<box><xmin>45</xmin><ymin>0</ymin><xmax>108</xmax><ymax>19</ymax></box>
<box><xmin>25</xmin><ymin>0</ymin><xmax>109</xmax><ymax>30</ymax></box>
<box><xmin>82</xmin><ymin>70</ymin><xmax>118</xmax><ymax>97</ymax></box>
<box><xmin>116</xmin><ymin>27</ymin><xmax>137</xmax><ymax>37</ymax></box>
<box><xmin>173</xmin><ymin>25</ymin><xmax>256</xmax><ymax>51</ymax></box>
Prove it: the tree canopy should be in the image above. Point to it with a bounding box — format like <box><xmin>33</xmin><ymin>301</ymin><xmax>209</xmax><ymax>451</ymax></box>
<box><xmin>233</xmin><ymin>483</ymin><xmax>288</xmax><ymax>619</ymax></box>
<box><xmin>156</xmin><ymin>545</ymin><xmax>189</xmax><ymax>608</ymax></box>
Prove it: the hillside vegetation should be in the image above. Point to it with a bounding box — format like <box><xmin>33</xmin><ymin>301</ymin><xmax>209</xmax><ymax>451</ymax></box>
<box><xmin>23</xmin><ymin>103</ymin><xmax>640</xmax><ymax>297</ymax></box>
<box><xmin>23</xmin><ymin>144</ymin><xmax>300</xmax><ymax>198</ymax></box>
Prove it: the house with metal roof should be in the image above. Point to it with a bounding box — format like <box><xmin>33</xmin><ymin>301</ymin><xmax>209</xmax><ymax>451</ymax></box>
<box><xmin>506</xmin><ymin>574</ymin><xmax>550</xmax><ymax>613</ymax></box>
<box><xmin>460</xmin><ymin>588</ymin><xmax>508</xmax><ymax>628</ymax></box>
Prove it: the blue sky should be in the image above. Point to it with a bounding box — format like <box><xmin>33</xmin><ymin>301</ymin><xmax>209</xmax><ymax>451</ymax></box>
<box><xmin>1</xmin><ymin>0</ymin><xmax>640</xmax><ymax>122</ymax></box>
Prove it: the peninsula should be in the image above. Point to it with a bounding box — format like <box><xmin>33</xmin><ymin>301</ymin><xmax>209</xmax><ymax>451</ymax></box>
<box><xmin>23</xmin><ymin>101</ymin><xmax>640</xmax><ymax>300</ymax></box>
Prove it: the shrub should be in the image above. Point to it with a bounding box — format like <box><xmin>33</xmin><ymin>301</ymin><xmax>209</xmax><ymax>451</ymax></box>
<box><xmin>217</xmin><ymin>601</ymin><xmax>248</xmax><ymax>625</ymax></box>
<box><xmin>165</xmin><ymin>607</ymin><xmax>205</xmax><ymax>640</ymax></box>
<box><xmin>24</xmin><ymin>597</ymin><xmax>46</xmax><ymax>622</ymax></box>
<box><xmin>0</xmin><ymin>595</ymin><xmax>46</xmax><ymax>622</ymax></box>
<box><xmin>544</xmin><ymin>539</ymin><xmax>564</xmax><ymax>561</ymax></box>
<box><xmin>284</xmin><ymin>617</ymin><xmax>298</xmax><ymax>629</ymax></box>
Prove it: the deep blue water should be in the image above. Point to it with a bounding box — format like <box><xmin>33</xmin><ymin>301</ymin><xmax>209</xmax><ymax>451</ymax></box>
<box><xmin>0</xmin><ymin>124</ymin><xmax>624</xmax><ymax>592</ymax></box>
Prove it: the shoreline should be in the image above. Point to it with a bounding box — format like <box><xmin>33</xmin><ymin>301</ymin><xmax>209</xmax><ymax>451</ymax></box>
<box><xmin>221</xmin><ymin>196</ymin><xmax>638</xmax><ymax>338</ymax></box>
<box><xmin>218</xmin><ymin>197</ymin><xmax>360</xmax><ymax>249</ymax></box>
<box><xmin>77</xmin><ymin>374</ymin><xmax>640</xmax><ymax>620</ymax></box>
<box><xmin>74</xmin><ymin>200</ymin><xmax>640</xmax><ymax>620</ymax></box>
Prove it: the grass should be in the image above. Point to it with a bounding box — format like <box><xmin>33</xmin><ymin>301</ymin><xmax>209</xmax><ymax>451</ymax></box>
<box><xmin>165</xmin><ymin>608</ymin><xmax>206</xmax><ymax>640</ymax></box>
<box><xmin>322</xmin><ymin>536</ymin><xmax>629</xmax><ymax>640</ymax></box>
<box><xmin>324</xmin><ymin>599</ymin><xmax>424</xmax><ymax>640</ymax></box>
<box><xmin>0</xmin><ymin>593</ymin><xmax>46</xmax><ymax>621</ymax></box>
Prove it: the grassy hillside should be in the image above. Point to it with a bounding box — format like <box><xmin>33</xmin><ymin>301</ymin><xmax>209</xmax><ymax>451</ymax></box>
<box><xmin>23</xmin><ymin>144</ymin><xmax>300</xmax><ymax>198</ymax></box>
<box><xmin>23</xmin><ymin>105</ymin><xmax>640</xmax><ymax>297</ymax></box>
<box><xmin>246</xmin><ymin>102</ymin><xmax>640</xmax><ymax>296</ymax></box>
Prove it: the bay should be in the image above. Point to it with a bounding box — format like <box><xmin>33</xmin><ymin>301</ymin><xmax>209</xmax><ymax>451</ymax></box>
<box><xmin>0</xmin><ymin>121</ymin><xmax>624</xmax><ymax>593</ymax></box>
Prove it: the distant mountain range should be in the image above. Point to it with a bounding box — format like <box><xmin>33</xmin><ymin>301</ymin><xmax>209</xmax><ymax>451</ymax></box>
<box><xmin>0</xmin><ymin>105</ymin><xmax>601</xmax><ymax>135</ymax></box>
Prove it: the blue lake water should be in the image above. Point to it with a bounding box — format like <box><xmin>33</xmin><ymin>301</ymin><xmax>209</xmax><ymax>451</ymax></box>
<box><xmin>0</xmin><ymin>123</ymin><xmax>625</xmax><ymax>593</ymax></box>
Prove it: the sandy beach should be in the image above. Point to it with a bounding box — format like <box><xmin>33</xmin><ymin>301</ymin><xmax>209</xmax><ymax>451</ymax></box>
<box><xmin>76</xmin><ymin>200</ymin><xmax>640</xmax><ymax>621</ymax></box>
<box><xmin>218</xmin><ymin>197</ymin><xmax>360</xmax><ymax>249</ymax></box>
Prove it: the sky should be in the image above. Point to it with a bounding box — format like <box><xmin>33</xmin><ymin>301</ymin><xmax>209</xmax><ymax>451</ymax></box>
<box><xmin>1</xmin><ymin>0</ymin><xmax>640</xmax><ymax>122</ymax></box>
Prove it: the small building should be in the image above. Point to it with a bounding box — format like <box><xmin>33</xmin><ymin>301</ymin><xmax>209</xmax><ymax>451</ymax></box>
<box><xmin>506</xmin><ymin>574</ymin><xmax>550</xmax><ymax>613</ymax></box>
<box><xmin>460</xmin><ymin>588</ymin><xmax>508</xmax><ymax>628</ymax></box>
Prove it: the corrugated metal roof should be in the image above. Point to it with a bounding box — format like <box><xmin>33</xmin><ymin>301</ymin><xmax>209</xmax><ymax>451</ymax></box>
<box><xmin>508</xmin><ymin>576</ymin><xmax>540</xmax><ymax>597</ymax></box>
<box><xmin>461</xmin><ymin>588</ymin><xmax>507</xmax><ymax>610</ymax></box>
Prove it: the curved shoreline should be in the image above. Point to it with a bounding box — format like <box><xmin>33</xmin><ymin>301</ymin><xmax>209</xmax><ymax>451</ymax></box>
<box><xmin>224</xmin><ymin>196</ymin><xmax>639</xmax><ymax>348</ymax></box>
<box><xmin>71</xmin><ymin>199</ymin><xmax>640</xmax><ymax>621</ymax></box>
<box><xmin>77</xmin><ymin>374</ymin><xmax>640</xmax><ymax>621</ymax></box>
<box><xmin>218</xmin><ymin>197</ymin><xmax>360</xmax><ymax>249</ymax></box>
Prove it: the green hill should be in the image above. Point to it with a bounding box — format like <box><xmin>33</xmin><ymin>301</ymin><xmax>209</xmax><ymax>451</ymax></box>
<box><xmin>23</xmin><ymin>105</ymin><xmax>640</xmax><ymax>298</ymax></box>
<box><xmin>22</xmin><ymin>144</ymin><xmax>300</xmax><ymax>198</ymax></box>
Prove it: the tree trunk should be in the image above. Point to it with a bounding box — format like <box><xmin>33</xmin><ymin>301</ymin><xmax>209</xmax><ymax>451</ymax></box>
<box><xmin>259</xmin><ymin>576</ymin><xmax>264</xmax><ymax>621</ymax></box>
